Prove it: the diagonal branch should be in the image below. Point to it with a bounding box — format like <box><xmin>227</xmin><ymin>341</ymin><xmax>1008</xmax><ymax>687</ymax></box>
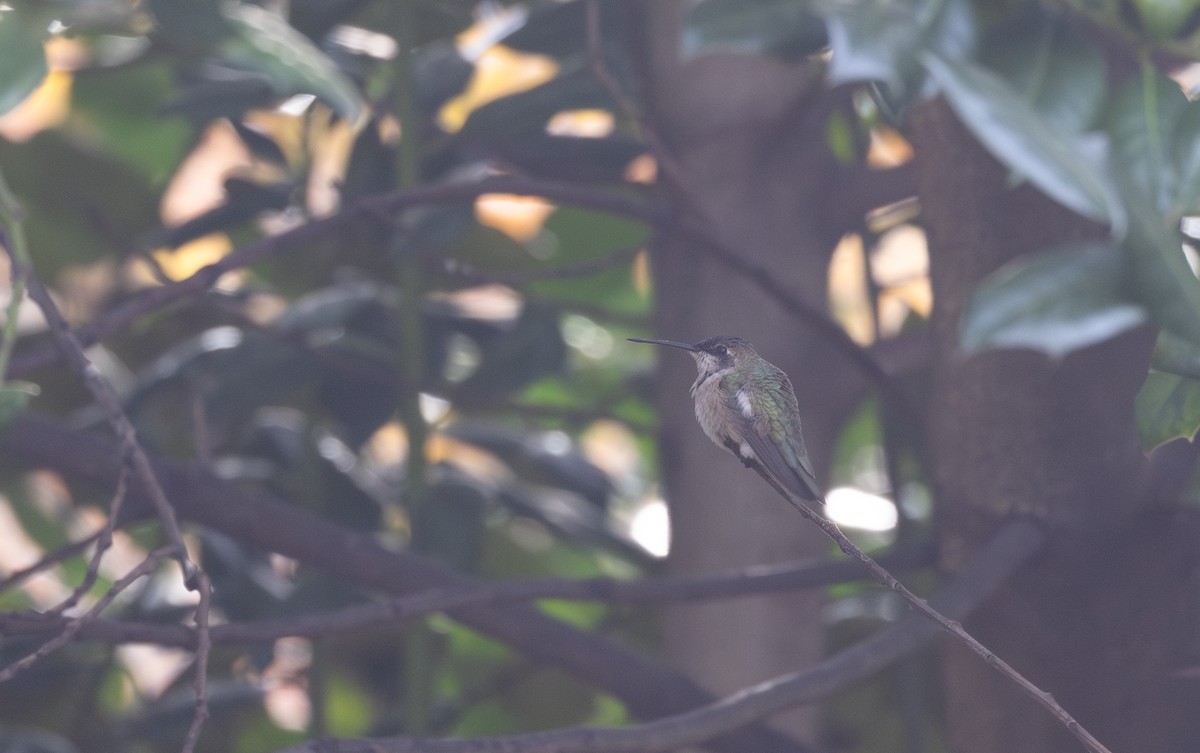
<box><xmin>765</xmin><ymin>481</ymin><xmax>1113</xmax><ymax>753</ymax></box>
<box><xmin>2</xmin><ymin>241</ymin><xmax>198</xmax><ymax>590</ymax></box>
<box><xmin>269</xmin><ymin>519</ymin><xmax>1044</xmax><ymax>753</ymax></box>
<box><xmin>0</xmin><ymin>546</ymin><xmax>171</xmax><ymax>683</ymax></box>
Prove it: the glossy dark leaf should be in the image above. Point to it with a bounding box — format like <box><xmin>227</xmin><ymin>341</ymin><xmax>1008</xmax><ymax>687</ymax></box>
<box><xmin>145</xmin><ymin>0</ymin><xmax>230</xmax><ymax>52</ymax></box>
<box><xmin>217</xmin><ymin>3</ymin><xmax>364</xmax><ymax>121</ymax></box>
<box><xmin>69</xmin><ymin>63</ymin><xmax>191</xmax><ymax>183</ymax></box>
<box><xmin>446</xmin><ymin>421</ymin><xmax>612</xmax><ymax>510</ymax></box>
<box><xmin>1106</xmin><ymin>70</ymin><xmax>1200</xmax><ymax>218</ymax></box>
<box><xmin>1152</xmin><ymin>329</ymin><xmax>1200</xmax><ymax>379</ymax></box>
<box><xmin>980</xmin><ymin>13</ymin><xmax>1107</xmax><ymax>137</ymax></box>
<box><xmin>411</xmin><ymin>475</ymin><xmax>490</xmax><ymax>572</ymax></box>
<box><xmin>1109</xmin><ymin>71</ymin><xmax>1200</xmax><ymax>346</ymax></box>
<box><xmin>502</xmin><ymin>1</ymin><xmax>630</xmax><ymax>60</ymax></box>
<box><xmin>684</xmin><ymin>0</ymin><xmax>828</xmax><ymax>59</ymax></box>
<box><xmin>1136</xmin><ymin>372</ymin><xmax>1200</xmax><ymax>450</ymax></box>
<box><xmin>231</xmin><ymin>120</ymin><xmax>290</xmax><ymax>166</ymax></box>
<box><xmin>0</xmin><ymin>5</ymin><xmax>49</xmax><ymax>116</ymax></box>
<box><xmin>1120</xmin><ymin>186</ymin><xmax>1200</xmax><ymax>346</ymax></box>
<box><xmin>961</xmin><ymin>242</ymin><xmax>1147</xmax><ymax>357</ymax></box>
<box><xmin>456</xmin><ymin>302</ymin><xmax>567</xmax><ymax>404</ymax></box>
<box><xmin>153</xmin><ymin>178</ymin><xmax>293</xmax><ymax>249</ymax></box>
<box><xmin>528</xmin><ymin>206</ymin><xmax>649</xmax><ymax>314</ymax></box>
<box><xmin>824</xmin><ymin>0</ymin><xmax>975</xmax><ymax>108</ymax></box>
<box><xmin>0</xmin><ymin>383</ymin><xmax>36</xmax><ymax>432</ymax></box>
<box><xmin>413</xmin><ymin>40</ymin><xmax>475</xmax><ymax>113</ymax></box>
<box><xmin>459</xmin><ymin>70</ymin><xmax>615</xmax><ymax>141</ymax></box>
<box><xmin>923</xmin><ymin>52</ymin><xmax>1124</xmax><ymax>231</ymax></box>
<box><xmin>0</xmin><ymin>131</ymin><xmax>160</xmax><ymax>273</ymax></box>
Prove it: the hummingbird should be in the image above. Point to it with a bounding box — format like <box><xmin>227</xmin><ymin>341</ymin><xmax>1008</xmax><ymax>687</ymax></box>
<box><xmin>629</xmin><ymin>335</ymin><xmax>824</xmax><ymax>505</ymax></box>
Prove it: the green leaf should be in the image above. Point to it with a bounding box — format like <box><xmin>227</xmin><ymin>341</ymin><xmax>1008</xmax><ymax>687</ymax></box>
<box><xmin>1110</xmin><ymin>71</ymin><xmax>1200</xmax><ymax>347</ymax></box>
<box><xmin>1136</xmin><ymin>372</ymin><xmax>1200</xmax><ymax>449</ymax></box>
<box><xmin>1106</xmin><ymin>69</ymin><xmax>1200</xmax><ymax>218</ymax></box>
<box><xmin>0</xmin><ymin>382</ymin><xmax>37</xmax><ymax>430</ymax></box>
<box><xmin>0</xmin><ymin>6</ymin><xmax>50</xmax><ymax>116</ymax></box>
<box><xmin>0</xmin><ymin>131</ymin><xmax>161</xmax><ymax>274</ymax></box>
<box><xmin>1130</xmin><ymin>0</ymin><xmax>1200</xmax><ymax>40</ymax></box>
<box><xmin>961</xmin><ymin>242</ymin><xmax>1147</xmax><ymax>357</ymax></box>
<box><xmin>824</xmin><ymin>0</ymin><xmax>976</xmax><ymax>108</ymax></box>
<box><xmin>1121</xmin><ymin>187</ymin><xmax>1200</xmax><ymax>346</ymax></box>
<box><xmin>323</xmin><ymin>672</ymin><xmax>373</xmax><ymax>736</ymax></box>
<box><xmin>922</xmin><ymin>52</ymin><xmax>1125</xmax><ymax>233</ymax></box>
<box><xmin>70</xmin><ymin>62</ymin><xmax>191</xmax><ymax>183</ymax></box>
<box><xmin>980</xmin><ymin>15</ymin><xmax>1107</xmax><ymax>137</ymax></box>
<box><xmin>456</xmin><ymin>302</ymin><xmax>567</xmax><ymax>403</ymax></box>
<box><xmin>1152</xmin><ymin>329</ymin><xmax>1200</xmax><ymax>379</ymax></box>
<box><xmin>528</xmin><ymin>206</ymin><xmax>650</xmax><ymax>315</ymax></box>
<box><xmin>683</xmin><ymin>0</ymin><xmax>828</xmax><ymax>59</ymax></box>
<box><xmin>502</xmin><ymin>0</ymin><xmax>628</xmax><ymax>60</ymax></box>
<box><xmin>218</xmin><ymin>4</ymin><xmax>363</xmax><ymax>121</ymax></box>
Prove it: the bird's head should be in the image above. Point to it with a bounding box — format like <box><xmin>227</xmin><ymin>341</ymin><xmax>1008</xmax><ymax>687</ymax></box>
<box><xmin>628</xmin><ymin>335</ymin><xmax>756</xmax><ymax>381</ymax></box>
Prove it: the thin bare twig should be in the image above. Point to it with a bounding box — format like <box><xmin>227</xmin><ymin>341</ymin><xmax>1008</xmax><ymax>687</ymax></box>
<box><xmin>270</xmin><ymin>519</ymin><xmax>1044</xmax><ymax>753</ymax></box>
<box><xmin>180</xmin><ymin>570</ymin><xmax>212</xmax><ymax>753</ymax></box>
<box><xmin>0</xmin><ymin>170</ymin><xmax>30</xmax><ymax>383</ymax></box>
<box><xmin>0</xmin><ymin>413</ymin><xmax>799</xmax><ymax>753</ymax></box>
<box><xmin>46</xmin><ymin>463</ymin><xmax>130</xmax><ymax>617</ymax></box>
<box><xmin>767</xmin><ymin>484</ymin><xmax>1113</xmax><ymax>753</ymax></box>
<box><xmin>9</xmin><ymin>260</ymin><xmax>199</xmax><ymax>590</ymax></box>
<box><xmin>0</xmin><ymin>546</ymin><xmax>171</xmax><ymax>683</ymax></box>
<box><xmin>0</xmin><ymin>528</ymin><xmax>105</xmax><ymax>595</ymax></box>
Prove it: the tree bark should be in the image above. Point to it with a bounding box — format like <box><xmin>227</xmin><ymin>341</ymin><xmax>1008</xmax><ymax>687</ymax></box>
<box><xmin>912</xmin><ymin>98</ymin><xmax>1200</xmax><ymax>753</ymax></box>
<box><xmin>635</xmin><ymin>3</ymin><xmax>868</xmax><ymax>743</ymax></box>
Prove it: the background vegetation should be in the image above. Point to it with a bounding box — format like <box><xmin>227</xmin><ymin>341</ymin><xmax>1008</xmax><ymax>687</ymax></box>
<box><xmin>2</xmin><ymin>1</ymin><xmax>1200</xmax><ymax>752</ymax></box>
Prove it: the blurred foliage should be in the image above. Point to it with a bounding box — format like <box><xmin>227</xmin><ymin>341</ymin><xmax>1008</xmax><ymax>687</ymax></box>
<box><xmin>1</xmin><ymin>0</ymin><xmax>1200</xmax><ymax>752</ymax></box>
<box><xmin>0</xmin><ymin>1</ymin><xmax>655</xmax><ymax>750</ymax></box>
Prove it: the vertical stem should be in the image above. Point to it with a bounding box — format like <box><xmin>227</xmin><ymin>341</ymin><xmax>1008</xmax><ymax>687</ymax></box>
<box><xmin>0</xmin><ymin>165</ymin><xmax>30</xmax><ymax>384</ymax></box>
<box><xmin>390</xmin><ymin>1</ymin><xmax>434</xmax><ymax>735</ymax></box>
<box><xmin>392</xmin><ymin>0</ymin><xmax>428</xmax><ymax>499</ymax></box>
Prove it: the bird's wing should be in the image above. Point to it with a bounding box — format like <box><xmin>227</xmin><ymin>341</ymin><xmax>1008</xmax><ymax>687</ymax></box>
<box><xmin>733</xmin><ymin>382</ymin><xmax>823</xmax><ymax>503</ymax></box>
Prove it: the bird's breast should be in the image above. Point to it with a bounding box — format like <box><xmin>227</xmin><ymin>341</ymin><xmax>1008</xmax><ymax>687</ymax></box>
<box><xmin>692</xmin><ymin>369</ymin><xmax>741</xmax><ymax>449</ymax></box>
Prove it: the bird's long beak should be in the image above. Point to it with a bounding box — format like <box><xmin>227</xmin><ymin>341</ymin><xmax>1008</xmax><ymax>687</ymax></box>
<box><xmin>628</xmin><ymin>337</ymin><xmax>699</xmax><ymax>352</ymax></box>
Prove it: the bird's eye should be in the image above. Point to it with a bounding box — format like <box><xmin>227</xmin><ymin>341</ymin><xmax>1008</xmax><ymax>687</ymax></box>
<box><xmin>713</xmin><ymin>345</ymin><xmax>728</xmax><ymax>356</ymax></box>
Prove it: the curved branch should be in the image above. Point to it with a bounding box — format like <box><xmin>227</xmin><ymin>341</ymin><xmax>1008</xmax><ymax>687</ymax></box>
<box><xmin>271</xmin><ymin>520</ymin><xmax>1045</xmax><ymax>753</ymax></box>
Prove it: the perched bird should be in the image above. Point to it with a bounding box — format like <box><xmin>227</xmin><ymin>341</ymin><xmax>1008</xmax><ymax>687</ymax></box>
<box><xmin>630</xmin><ymin>335</ymin><xmax>824</xmax><ymax>505</ymax></box>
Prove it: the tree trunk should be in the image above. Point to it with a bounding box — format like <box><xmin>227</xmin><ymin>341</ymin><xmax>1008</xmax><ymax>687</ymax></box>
<box><xmin>912</xmin><ymin>98</ymin><xmax>1200</xmax><ymax>753</ymax></box>
<box><xmin>636</xmin><ymin>3</ymin><xmax>866</xmax><ymax>743</ymax></box>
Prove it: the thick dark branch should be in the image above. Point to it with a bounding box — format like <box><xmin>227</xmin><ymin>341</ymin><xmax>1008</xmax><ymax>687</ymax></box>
<box><xmin>0</xmin><ymin>414</ymin><xmax>799</xmax><ymax>753</ymax></box>
<box><xmin>270</xmin><ymin>519</ymin><xmax>1044</xmax><ymax>753</ymax></box>
<box><xmin>0</xmin><ymin>545</ymin><xmax>934</xmax><ymax>649</ymax></box>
